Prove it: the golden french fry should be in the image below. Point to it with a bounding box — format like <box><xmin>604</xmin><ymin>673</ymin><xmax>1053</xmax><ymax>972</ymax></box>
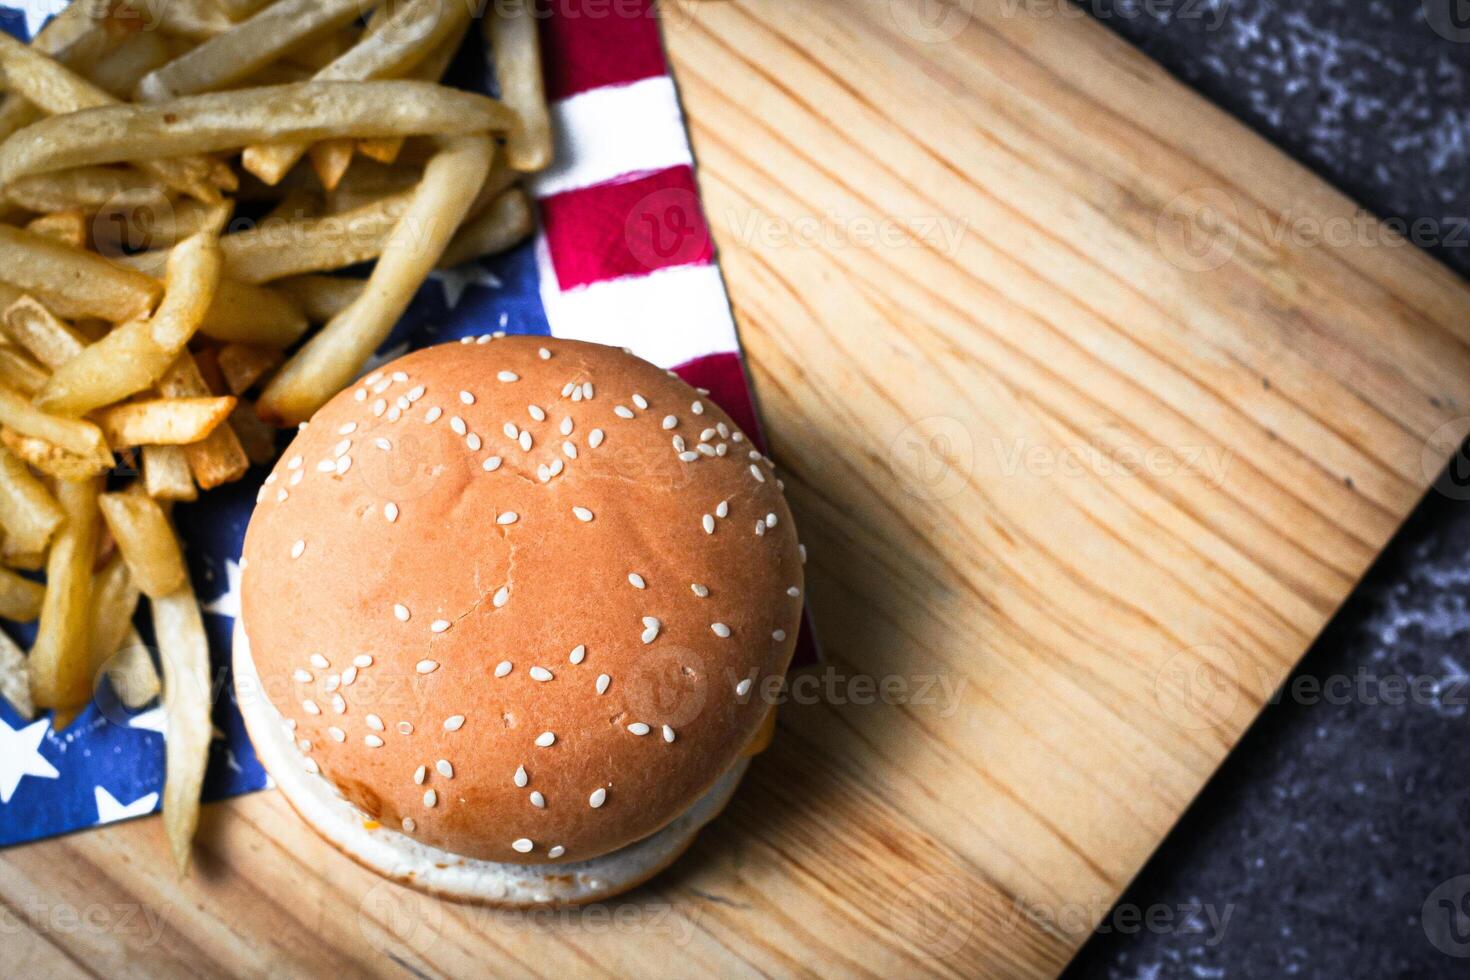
<box><xmin>5</xmin><ymin>166</ymin><xmax>168</xmax><ymax>214</ymax></box>
<box><xmin>98</xmin><ymin>490</ymin><xmax>188</xmax><ymax>597</ymax></box>
<box><xmin>274</xmin><ymin>274</ymin><xmax>364</xmax><ymax>323</ymax></box>
<box><xmin>0</xmin><ymin>625</ymin><xmax>32</xmax><ymax>718</ymax></box>
<box><xmin>0</xmin><ymin>564</ymin><xmax>44</xmax><ymax>621</ymax></box>
<box><xmin>24</xmin><ymin>210</ymin><xmax>88</xmax><ymax>248</ymax></box>
<box><xmin>0</xmin><ymin>225</ymin><xmax>160</xmax><ymax>323</ymax></box>
<box><xmin>260</xmin><ymin>133</ymin><xmax>493</xmax><ymax>424</ymax></box>
<box><xmin>1</xmin><ymin>542</ymin><xmax>44</xmax><ymax>571</ymax></box>
<box><xmin>138</xmin><ymin>0</ymin><xmax>401</xmax><ymax>102</ymax></box>
<box><xmin>2</xmin><ymin>295</ymin><xmax>88</xmax><ymax>369</ymax></box>
<box><xmin>148</xmin><ymin>229</ymin><xmax>224</xmax><ymax>350</ymax></box>
<box><xmin>0</xmin><ymin>346</ymin><xmax>50</xmax><ymax>397</ymax></box>
<box><xmin>218</xmin><ymin>344</ymin><xmax>282</xmax><ymax>394</ymax></box>
<box><xmin>152</xmin><ymin>582</ymin><xmax>212</xmax><ymax>874</ymax></box>
<box><xmin>354</xmin><ymin>138</ymin><xmax>402</xmax><ymax>165</ymax></box>
<box><xmin>88</xmin><ymin>30</ymin><xmax>173</xmax><ymax>99</ymax></box>
<box><xmin>0</xmin><ymin>444</ymin><xmax>64</xmax><ymax>554</ymax></box>
<box><xmin>142</xmin><ymin>444</ymin><xmax>198</xmax><ymax>502</ymax></box>
<box><xmin>29</xmin><ymin>475</ymin><xmax>100</xmax><ymax>710</ymax></box>
<box><xmin>437</xmin><ymin>187</ymin><xmax>535</xmax><ymax>269</ymax></box>
<box><xmin>0</xmin><ymin>428</ymin><xmax>109</xmax><ymax>480</ymax></box>
<box><xmin>157</xmin><ymin>354</ymin><xmax>250</xmax><ymax>488</ymax></box>
<box><xmin>93</xmin><ymin>196</ymin><xmax>231</xmax><ymax>255</ymax></box>
<box><xmin>89</xmin><ymin>552</ymin><xmax>141</xmax><ymax>672</ymax></box>
<box><xmin>486</xmin><ymin>1</ymin><xmax>552</xmax><ymax>172</ymax></box>
<box><xmin>242</xmin><ymin>0</ymin><xmax>472</xmax><ymax>184</ymax></box>
<box><xmin>229</xmin><ymin>402</ymin><xmax>276</xmax><ymax>462</ymax></box>
<box><xmin>0</xmin><ymin>382</ymin><xmax>110</xmax><ymax>462</ymax></box>
<box><xmin>308</xmin><ymin>139</ymin><xmax>354</xmax><ymax>192</ymax></box>
<box><xmin>95</xmin><ymin>396</ymin><xmax>237</xmax><ymax>449</ymax></box>
<box><xmin>213</xmin><ymin>0</ymin><xmax>276</xmax><ymax>20</ymax></box>
<box><xmin>197</xmin><ymin>281</ymin><xmax>309</xmax><ymax>347</ymax></box>
<box><xmin>0</xmin><ymin>81</ymin><xmax>514</xmax><ymax>185</ymax></box>
<box><xmin>105</xmin><ymin>630</ymin><xmax>161</xmax><ymax>711</ymax></box>
<box><xmin>155</xmin><ymin>0</ymin><xmax>236</xmax><ymax>42</ymax></box>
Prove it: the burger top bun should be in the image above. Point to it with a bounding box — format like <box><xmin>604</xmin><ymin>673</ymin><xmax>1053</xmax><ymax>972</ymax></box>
<box><xmin>240</xmin><ymin>337</ymin><xmax>802</xmax><ymax>865</ymax></box>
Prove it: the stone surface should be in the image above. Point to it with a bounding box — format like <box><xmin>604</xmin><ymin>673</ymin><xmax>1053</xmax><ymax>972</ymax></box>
<box><xmin>1065</xmin><ymin>2</ymin><xmax>1470</xmax><ymax>977</ymax></box>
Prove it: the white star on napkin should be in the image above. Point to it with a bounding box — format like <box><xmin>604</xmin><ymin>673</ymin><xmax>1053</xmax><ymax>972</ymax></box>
<box><xmin>0</xmin><ymin>715</ymin><xmax>60</xmax><ymax>804</ymax></box>
<box><xmin>20</xmin><ymin>0</ymin><xmax>68</xmax><ymax>38</ymax></box>
<box><xmin>203</xmin><ymin>559</ymin><xmax>241</xmax><ymax>619</ymax></box>
<box><xmin>94</xmin><ymin>786</ymin><xmax>158</xmax><ymax>825</ymax></box>
<box><xmin>429</xmin><ymin>262</ymin><xmax>501</xmax><ymax>308</ymax></box>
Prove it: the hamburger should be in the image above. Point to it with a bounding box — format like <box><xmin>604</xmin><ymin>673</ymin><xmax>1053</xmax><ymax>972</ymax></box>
<box><xmin>233</xmin><ymin>336</ymin><xmax>803</xmax><ymax>905</ymax></box>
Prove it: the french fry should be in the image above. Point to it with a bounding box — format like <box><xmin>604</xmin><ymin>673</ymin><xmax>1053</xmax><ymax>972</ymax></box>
<box><xmin>98</xmin><ymin>489</ymin><xmax>188</xmax><ymax>597</ymax></box>
<box><xmin>242</xmin><ymin>0</ymin><xmax>472</xmax><ymax>184</ymax></box>
<box><xmin>88</xmin><ymin>30</ymin><xmax>173</xmax><ymax>99</ymax></box>
<box><xmin>5</xmin><ymin>166</ymin><xmax>168</xmax><ymax>214</ymax></box>
<box><xmin>157</xmin><ymin>354</ymin><xmax>249</xmax><ymax>488</ymax></box>
<box><xmin>486</xmin><ymin>0</ymin><xmax>552</xmax><ymax>172</ymax></box>
<box><xmin>0</xmin><ymin>382</ymin><xmax>111</xmax><ymax>463</ymax></box>
<box><xmin>0</xmin><ymin>444</ymin><xmax>64</xmax><ymax>555</ymax></box>
<box><xmin>260</xmin><ymin>133</ymin><xmax>493</xmax><ymax>424</ymax></box>
<box><xmin>93</xmin><ymin>196</ymin><xmax>231</xmax><ymax>255</ymax></box>
<box><xmin>218</xmin><ymin>344</ymin><xmax>282</xmax><ymax>394</ymax></box>
<box><xmin>437</xmin><ymin>187</ymin><xmax>535</xmax><ymax>269</ymax></box>
<box><xmin>275</xmin><ymin>274</ymin><xmax>364</xmax><ymax>323</ymax></box>
<box><xmin>105</xmin><ymin>630</ymin><xmax>161</xmax><ymax>711</ymax></box>
<box><xmin>198</xmin><ymin>281</ymin><xmax>309</xmax><ymax>347</ymax></box>
<box><xmin>0</xmin><ymin>564</ymin><xmax>44</xmax><ymax>621</ymax></box>
<box><xmin>2</xmin><ymin>295</ymin><xmax>88</xmax><ymax>369</ymax></box>
<box><xmin>89</xmin><ymin>553</ymin><xmax>141</xmax><ymax>674</ymax></box>
<box><xmin>228</xmin><ymin>402</ymin><xmax>276</xmax><ymax>464</ymax></box>
<box><xmin>0</xmin><ymin>225</ymin><xmax>160</xmax><ymax>323</ymax></box>
<box><xmin>1</xmin><ymin>540</ymin><xmax>45</xmax><ymax>571</ymax></box>
<box><xmin>37</xmin><ymin>228</ymin><xmax>222</xmax><ymax>416</ymax></box>
<box><xmin>24</xmin><ymin>210</ymin><xmax>88</xmax><ymax>248</ymax></box>
<box><xmin>0</xmin><ymin>626</ymin><xmax>32</xmax><ymax>718</ymax></box>
<box><xmin>154</xmin><ymin>0</ymin><xmax>236</xmax><ymax>42</ymax></box>
<box><xmin>213</xmin><ymin>0</ymin><xmax>277</xmax><ymax>21</ymax></box>
<box><xmin>137</xmin><ymin>0</ymin><xmax>394</xmax><ymax>103</ymax></box>
<box><xmin>308</xmin><ymin>139</ymin><xmax>355</xmax><ymax>192</ymax></box>
<box><xmin>142</xmin><ymin>444</ymin><xmax>198</xmax><ymax>502</ymax></box>
<box><xmin>0</xmin><ymin>81</ymin><xmax>514</xmax><ymax>185</ymax></box>
<box><xmin>0</xmin><ymin>429</ymin><xmax>109</xmax><ymax>480</ymax></box>
<box><xmin>0</xmin><ymin>346</ymin><xmax>51</xmax><ymax>397</ymax></box>
<box><xmin>29</xmin><ymin>476</ymin><xmax>100</xmax><ymax>710</ymax></box>
<box><xmin>152</xmin><ymin>582</ymin><xmax>212</xmax><ymax>874</ymax></box>
<box><xmin>96</xmin><ymin>396</ymin><xmax>237</xmax><ymax>449</ymax></box>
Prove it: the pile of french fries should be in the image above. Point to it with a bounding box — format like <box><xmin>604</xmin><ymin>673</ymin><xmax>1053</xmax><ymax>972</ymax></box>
<box><xmin>0</xmin><ymin>0</ymin><xmax>550</xmax><ymax>871</ymax></box>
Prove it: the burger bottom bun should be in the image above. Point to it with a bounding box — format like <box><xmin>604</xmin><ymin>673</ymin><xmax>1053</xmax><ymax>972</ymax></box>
<box><xmin>233</xmin><ymin>619</ymin><xmax>748</xmax><ymax>907</ymax></box>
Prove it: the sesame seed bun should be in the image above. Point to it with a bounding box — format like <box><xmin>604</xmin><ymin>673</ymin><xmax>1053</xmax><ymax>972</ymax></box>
<box><xmin>237</xmin><ymin>337</ymin><xmax>801</xmax><ymax>889</ymax></box>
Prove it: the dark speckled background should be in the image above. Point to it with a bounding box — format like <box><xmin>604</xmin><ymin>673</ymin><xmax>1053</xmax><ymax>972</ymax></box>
<box><xmin>1061</xmin><ymin>2</ymin><xmax>1470</xmax><ymax>978</ymax></box>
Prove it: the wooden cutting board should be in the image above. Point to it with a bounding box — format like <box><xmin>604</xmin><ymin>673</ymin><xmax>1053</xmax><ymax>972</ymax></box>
<box><xmin>7</xmin><ymin>2</ymin><xmax>1470</xmax><ymax>977</ymax></box>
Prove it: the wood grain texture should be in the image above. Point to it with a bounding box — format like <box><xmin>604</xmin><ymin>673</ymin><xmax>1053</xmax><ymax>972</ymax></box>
<box><xmin>7</xmin><ymin>1</ymin><xmax>1470</xmax><ymax>977</ymax></box>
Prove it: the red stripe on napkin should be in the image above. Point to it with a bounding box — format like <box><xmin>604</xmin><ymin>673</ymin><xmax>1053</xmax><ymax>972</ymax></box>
<box><xmin>539</xmin><ymin>0</ymin><xmax>668</xmax><ymax>101</ymax></box>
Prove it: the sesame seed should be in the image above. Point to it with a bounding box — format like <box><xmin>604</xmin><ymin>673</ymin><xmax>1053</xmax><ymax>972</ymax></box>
<box><xmin>697</xmin><ymin>443</ymin><xmax>716</xmax><ymax>458</ymax></box>
<box><xmin>711</xmin><ymin>623</ymin><xmax>731</xmax><ymax>638</ymax></box>
<box><xmin>393</xmin><ymin>604</ymin><xmax>410</xmax><ymax>621</ymax></box>
<box><xmin>310</xmin><ymin>653</ymin><xmax>329</xmax><ymax>669</ymax></box>
<box><xmin>672</xmin><ymin>435</ymin><xmax>686</xmax><ymax>452</ymax></box>
<box><xmin>414</xmin><ymin>766</ymin><xmax>427</xmax><ymax>785</ymax></box>
<box><xmin>498</xmin><ymin>371</ymin><xmax>519</xmax><ymax>383</ymax></box>
<box><xmin>392</xmin><ymin>371</ymin><xmax>407</xmax><ymax>382</ymax></box>
<box><xmin>424</xmin><ymin>789</ymin><xmax>437</xmax><ymax>807</ymax></box>
<box><xmin>436</xmin><ymin>760</ymin><xmax>454</xmax><ymax>779</ymax></box>
<box><xmin>386</xmin><ymin>407</ymin><xmax>401</xmax><ymax>423</ymax></box>
<box><xmin>588</xmin><ymin>429</ymin><xmax>605</xmax><ymax>448</ymax></box>
<box><xmin>512</xmin><ymin>838</ymin><xmax>533</xmax><ymax>853</ymax></box>
<box><xmin>518</xmin><ymin>431</ymin><xmax>532</xmax><ymax>451</ymax></box>
<box><xmin>444</xmin><ymin>715</ymin><xmax>465</xmax><ymax>731</ymax></box>
<box><xmin>561</xmin><ymin>382</ymin><xmax>576</xmax><ymax>397</ymax></box>
<box><xmin>662</xmin><ymin>725</ymin><xmax>676</xmax><ymax>743</ymax></box>
<box><xmin>291</xmin><ymin>539</ymin><xmax>305</xmax><ymax>559</ymax></box>
<box><xmin>396</xmin><ymin>396</ymin><xmax>409</xmax><ymax>411</ymax></box>
<box><xmin>460</xmin><ymin>391</ymin><xmax>475</xmax><ymax>405</ymax></box>
<box><xmin>407</xmin><ymin>384</ymin><xmax>425</xmax><ymax>401</ymax></box>
<box><xmin>662</xmin><ymin>415</ymin><xmax>678</xmax><ymax>430</ymax></box>
<box><xmin>691</xmin><ymin>583</ymin><xmax>709</xmax><ymax>597</ymax></box>
<box><xmin>528</xmin><ymin>404</ymin><xmax>545</xmax><ymax>421</ymax></box>
<box><xmin>332</xmin><ymin>694</ymin><xmax>346</xmax><ymax>714</ymax></box>
<box><xmin>582</xmin><ymin>382</ymin><xmax>593</xmax><ymax>399</ymax></box>
<box><xmin>375</xmin><ymin>437</ymin><xmax>391</xmax><ymax>451</ymax></box>
<box><xmin>596</xmin><ymin>674</ymin><xmax>610</xmax><ymax>694</ymax></box>
<box><xmin>316</xmin><ymin>459</ymin><xmax>336</xmax><ymax>473</ymax></box>
<box><xmin>539</xmin><ymin>347</ymin><xmax>551</xmax><ymax>359</ymax></box>
<box><xmin>627</xmin><ymin>722</ymin><xmax>650</xmax><ymax>736</ymax></box>
<box><xmin>450</xmin><ymin>416</ymin><xmax>467</xmax><ymax>435</ymax></box>
<box><xmin>342</xmin><ymin>665</ymin><xmax>357</xmax><ymax>686</ymax></box>
<box><xmin>467</xmin><ymin>433</ymin><xmax>482</xmax><ymax>451</ymax></box>
<box><xmin>425</xmin><ymin>406</ymin><xmax>442</xmax><ymax>422</ymax></box>
<box><xmin>692</xmin><ymin>400</ymin><xmax>705</xmax><ymax>415</ymax></box>
<box><xmin>716</xmin><ymin>500</ymin><xmax>729</xmax><ymax>518</ymax></box>
<box><xmin>736</xmin><ymin>678</ymin><xmax>752</xmax><ymax>696</ymax></box>
<box><xmin>430</xmin><ymin>619</ymin><xmax>451</xmax><ymax>633</ymax></box>
<box><xmin>755</xmin><ymin>520</ymin><xmax>766</xmax><ymax>536</ymax></box>
<box><xmin>324</xmin><ymin>675</ymin><xmax>340</xmax><ymax>693</ymax></box>
<box><xmin>354</xmin><ymin>389</ymin><xmax>367</xmax><ymax>402</ymax></box>
<box><xmin>800</xmin><ymin>544</ymin><xmax>808</xmax><ymax>563</ymax></box>
<box><xmin>535</xmin><ymin>731</ymin><xmax>555</xmax><ymax>746</ymax></box>
<box><xmin>569</xmin><ymin>644</ymin><xmax>586</xmax><ymax>664</ymax></box>
<box><xmin>718</xmin><ymin>422</ymin><xmax>730</xmax><ymax>438</ymax></box>
<box><xmin>329</xmin><ymin>727</ymin><xmax>345</xmax><ymax>742</ymax></box>
<box><xmin>614</xmin><ymin>405</ymin><xmax>634</xmax><ymax>419</ymax></box>
<box><xmin>530</xmin><ymin>791</ymin><xmax>546</xmax><ymax>808</ymax></box>
<box><xmin>497</xmin><ymin>511</ymin><xmax>518</xmax><ymax>525</ymax></box>
<box><xmin>416</xmin><ymin>660</ymin><xmax>439</xmax><ymax>674</ymax></box>
<box><xmin>335</xmin><ymin>456</ymin><xmax>352</xmax><ymax>475</ymax></box>
<box><xmin>403</xmin><ymin>817</ymin><xmax>416</xmax><ymax>832</ymax></box>
<box><xmin>572</xmin><ymin>506</ymin><xmax>594</xmax><ymax>522</ymax></box>
<box><xmin>548</xmin><ymin>845</ymin><xmax>565</xmax><ymax>858</ymax></box>
<box><xmin>397</xmin><ymin>721</ymin><xmax>413</xmax><ymax>735</ymax></box>
<box><xmin>548</xmin><ymin>458</ymin><xmax>563</xmax><ymax>478</ymax></box>
<box><xmin>679</xmin><ymin>451</ymin><xmax>699</xmax><ymax>463</ymax></box>
<box><xmin>290</xmin><ymin>470</ymin><xmax>303</xmax><ymax>486</ymax></box>
<box><xmin>288</xmin><ymin>455</ymin><xmax>303</xmax><ymax>470</ymax></box>
<box><xmin>385</xmin><ymin>502</ymin><xmax>399</xmax><ymax>522</ymax></box>
<box><xmin>302</xmin><ymin>700</ymin><xmax>320</xmax><ymax>715</ymax></box>
<box><xmin>495</xmin><ymin>661</ymin><xmax>512</xmax><ymax>678</ymax></box>
<box><xmin>589</xmin><ymin>788</ymin><xmax>607</xmax><ymax>808</ymax></box>
<box><xmin>641</xmin><ymin>617</ymin><xmax>660</xmax><ymax>644</ymax></box>
<box><xmin>366</xmin><ymin>714</ymin><xmax>384</xmax><ymax>731</ymax></box>
<box><xmin>372</xmin><ymin>399</ymin><xmax>386</xmax><ymax>417</ymax></box>
<box><xmin>529</xmin><ymin>666</ymin><xmax>553</xmax><ymax>683</ymax></box>
<box><xmin>571</xmin><ymin>386</ymin><xmax>582</xmax><ymax>402</ymax></box>
<box><xmin>750</xmin><ymin>464</ymin><xmax>766</xmax><ymax>483</ymax></box>
<box><xmin>304</xmin><ymin>759</ymin><xmax>320</xmax><ymax>775</ymax></box>
<box><xmin>563</xmin><ymin>441</ymin><xmax>577</xmax><ymax>459</ymax></box>
<box><xmin>293</xmin><ymin>669</ymin><xmax>312</xmax><ymax>683</ymax></box>
<box><xmin>365</xmin><ymin>735</ymin><xmax>384</xmax><ymax>748</ymax></box>
<box><xmin>773</xmin><ymin>630</ymin><xmax>787</xmax><ymax>641</ymax></box>
<box><xmin>628</xmin><ymin>573</ymin><xmax>646</xmax><ymax>589</ymax></box>
<box><xmin>493</xmin><ymin>585</ymin><xmax>510</xmax><ymax>608</ymax></box>
<box><xmin>632</xmin><ymin>393</ymin><xmax>648</xmax><ymax>410</ymax></box>
<box><xmin>702</xmin><ymin>514</ymin><xmax>716</xmax><ymax>534</ymax></box>
<box><xmin>482</xmin><ymin>454</ymin><xmax>503</xmax><ymax>472</ymax></box>
<box><xmin>356</xmin><ymin>654</ymin><xmax>374</xmax><ymax>669</ymax></box>
<box><xmin>559</xmin><ymin>417</ymin><xmax>573</xmax><ymax>436</ymax></box>
<box><xmin>787</xmin><ymin>586</ymin><xmax>801</xmax><ymax>597</ymax></box>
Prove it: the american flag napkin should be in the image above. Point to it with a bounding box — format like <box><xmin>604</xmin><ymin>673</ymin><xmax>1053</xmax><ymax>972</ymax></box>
<box><xmin>0</xmin><ymin>0</ymin><xmax>813</xmax><ymax>850</ymax></box>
